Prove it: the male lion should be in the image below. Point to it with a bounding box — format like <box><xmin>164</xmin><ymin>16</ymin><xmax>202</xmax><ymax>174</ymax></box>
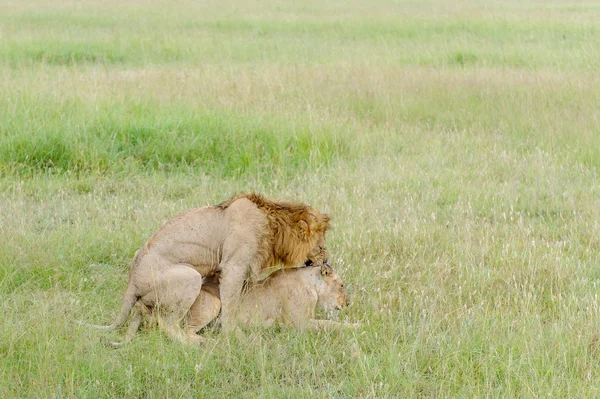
<box><xmin>105</xmin><ymin>264</ymin><xmax>352</xmax><ymax>348</ymax></box>
<box><xmin>86</xmin><ymin>193</ymin><xmax>330</xmax><ymax>344</ymax></box>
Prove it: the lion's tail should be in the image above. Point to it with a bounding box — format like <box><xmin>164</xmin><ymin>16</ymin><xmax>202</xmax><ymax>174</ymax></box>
<box><xmin>101</xmin><ymin>305</ymin><xmax>143</xmax><ymax>348</ymax></box>
<box><xmin>76</xmin><ymin>283</ymin><xmax>138</xmax><ymax>330</ymax></box>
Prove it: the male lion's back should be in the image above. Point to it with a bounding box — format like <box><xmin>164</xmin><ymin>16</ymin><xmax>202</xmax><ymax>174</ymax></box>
<box><xmin>139</xmin><ymin>206</ymin><xmax>230</xmax><ymax>275</ymax></box>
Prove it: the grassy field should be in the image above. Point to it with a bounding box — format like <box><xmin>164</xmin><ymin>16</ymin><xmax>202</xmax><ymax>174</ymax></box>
<box><xmin>1</xmin><ymin>0</ymin><xmax>600</xmax><ymax>397</ymax></box>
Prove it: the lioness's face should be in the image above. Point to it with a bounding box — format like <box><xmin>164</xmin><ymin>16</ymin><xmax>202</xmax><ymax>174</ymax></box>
<box><xmin>317</xmin><ymin>265</ymin><xmax>349</xmax><ymax>313</ymax></box>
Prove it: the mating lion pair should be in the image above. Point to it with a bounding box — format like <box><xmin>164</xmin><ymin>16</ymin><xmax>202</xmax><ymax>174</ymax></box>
<box><xmin>85</xmin><ymin>193</ymin><xmax>353</xmax><ymax>346</ymax></box>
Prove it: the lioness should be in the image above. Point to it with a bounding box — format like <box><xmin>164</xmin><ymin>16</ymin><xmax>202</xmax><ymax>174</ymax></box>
<box><xmin>105</xmin><ymin>264</ymin><xmax>351</xmax><ymax>347</ymax></box>
<box><xmin>199</xmin><ymin>263</ymin><xmax>351</xmax><ymax>331</ymax></box>
<box><xmin>85</xmin><ymin>193</ymin><xmax>330</xmax><ymax>344</ymax></box>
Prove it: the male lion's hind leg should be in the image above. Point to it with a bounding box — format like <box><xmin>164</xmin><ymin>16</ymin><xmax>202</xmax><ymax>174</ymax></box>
<box><xmin>140</xmin><ymin>265</ymin><xmax>205</xmax><ymax>345</ymax></box>
<box><xmin>188</xmin><ymin>289</ymin><xmax>221</xmax><ymax>334</ymax></box>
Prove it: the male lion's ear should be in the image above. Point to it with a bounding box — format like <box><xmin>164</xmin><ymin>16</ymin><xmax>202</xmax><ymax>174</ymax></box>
<box><xmin>320</xmin><ymin>265</ymin><xmax>331</xmax><ymax>276</ymax></box>
<box><xmin>298</xmin><ymin>220</ymin><xmax>310</xmax><ymax>239</ymax></box>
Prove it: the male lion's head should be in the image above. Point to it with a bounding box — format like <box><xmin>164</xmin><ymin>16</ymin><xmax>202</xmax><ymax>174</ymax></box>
<box><xmin>300</xmin><ymin>210</ymin><xmax>330</xmax><ymax>267</ymax></box>
<box><xmin>226</xmin><ymin>193</ymin><xmax>331</xmax><ymax>268</ymax></box>
<box><xmin>316</xmin><ymin>264</ymin><xmax>349</xmax><ymax>314</ymax></box>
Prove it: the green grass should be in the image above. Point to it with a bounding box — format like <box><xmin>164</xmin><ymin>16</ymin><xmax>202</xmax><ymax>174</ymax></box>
<box><xmin>0</xmin><ymin>96</ymin><xmax>350</xmax><ymax>176</ymax></box>
<box><xmin>1</xmin><ymin>0</ymin><xmax>600</xmax><ymax>397</ymax></box>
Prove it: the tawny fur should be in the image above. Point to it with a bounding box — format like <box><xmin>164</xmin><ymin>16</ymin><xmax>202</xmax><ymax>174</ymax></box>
<box><xmin>223</xmin><ymin>263</ymin><xmax>350</xmax><ymax>329</ymax></box>
<box><xmin>82</xmin><ymin>193</ymin><xmax>330</xmax><ymax>345</ymax></box>
<box><xmin>104</xmin><ymin>264</ymin><xmax>352</xmax><ymax>347</ymax></box>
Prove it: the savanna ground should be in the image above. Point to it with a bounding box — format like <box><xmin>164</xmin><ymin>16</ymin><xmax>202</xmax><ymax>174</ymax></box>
<box><xmin>1</xmin><ymin>0</ymin><xmax>599</xmax><ymax>397</ymax></box>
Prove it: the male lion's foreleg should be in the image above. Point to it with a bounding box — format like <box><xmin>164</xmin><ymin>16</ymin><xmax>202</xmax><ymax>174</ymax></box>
<box><xmin>218</xmin><ymin>263</ymin><xmax>248</xmax><ymax>332</ymax></box>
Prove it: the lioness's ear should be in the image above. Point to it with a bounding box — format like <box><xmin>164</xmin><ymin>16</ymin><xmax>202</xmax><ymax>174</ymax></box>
<box><xmin>320</xmin><ymin>265</ymin><xmax>331</xmax><ymax>276</ymax></box>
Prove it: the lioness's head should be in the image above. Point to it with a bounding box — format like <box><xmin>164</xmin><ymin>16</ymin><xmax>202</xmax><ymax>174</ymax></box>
<box><xmin>316</xmin><ymin>264</ymin><xmax>349</xmax><ymax>313</ymax></box>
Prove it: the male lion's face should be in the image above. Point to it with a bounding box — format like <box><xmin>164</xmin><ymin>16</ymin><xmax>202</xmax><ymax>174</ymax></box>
<box><xmin>317</xmin><ymin>264</ymin><xmax>349</xmax><ymax>314</ymax></box>
<box><xmin>304</xmin><ymin>233</ymin><xmax>328</xmax><ymax>267</ymax></box>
